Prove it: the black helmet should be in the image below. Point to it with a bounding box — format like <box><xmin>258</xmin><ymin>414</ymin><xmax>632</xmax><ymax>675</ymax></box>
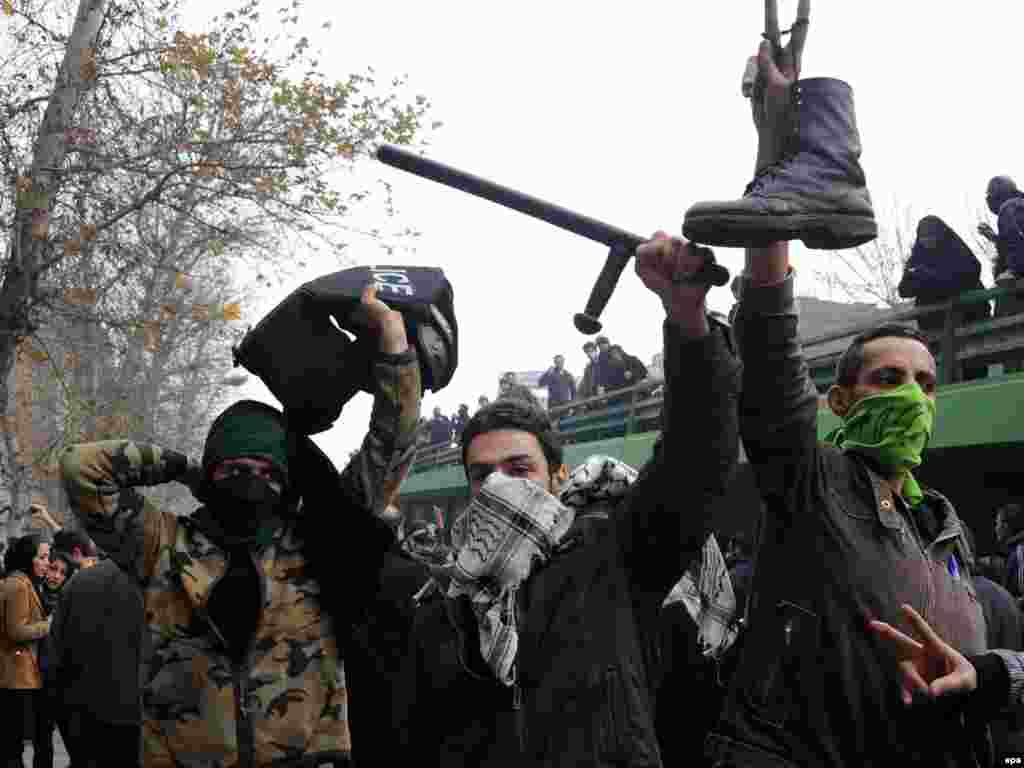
<box><xmin>234</xmin><ymin>265</ymin><xmax>458</xmax><ymax>435</ymax></box>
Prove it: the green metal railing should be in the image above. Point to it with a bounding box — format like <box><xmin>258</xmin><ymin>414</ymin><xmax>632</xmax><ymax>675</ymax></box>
<box><xmin>411</xmin><ymin>280</ymin><xmax>1024</xmax><ymax>474</ymax></box>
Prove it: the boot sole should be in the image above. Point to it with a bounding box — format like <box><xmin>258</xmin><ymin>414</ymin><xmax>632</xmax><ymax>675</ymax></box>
<box><xmin>683</xmin><ymin>212</ymin><xmax>878</xmax><ymax>251</ymax></box>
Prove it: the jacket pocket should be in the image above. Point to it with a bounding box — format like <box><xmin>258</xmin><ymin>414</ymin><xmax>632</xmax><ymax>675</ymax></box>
<box><xmin>742</xmin><ymin>601</ymin><xmax>819</xmax><ymax>729</ymax></box>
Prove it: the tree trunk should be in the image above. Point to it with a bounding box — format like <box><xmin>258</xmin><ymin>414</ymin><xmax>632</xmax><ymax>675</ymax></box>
<box><xmin>0</xmin><ymin>0</ymin><xmax>108</xmax><ymax>511</ymax></box>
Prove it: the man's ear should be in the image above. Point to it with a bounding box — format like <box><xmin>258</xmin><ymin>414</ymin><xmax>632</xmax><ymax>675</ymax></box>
<box><xmin>551</xmin><ymin>464</ymin><xmax>569</xmax><ymax>493</ymax></box>
<box><xmin>827</xmin><ymin>384</ymin><xmax>853</xmax><ymax>418</ymax></box>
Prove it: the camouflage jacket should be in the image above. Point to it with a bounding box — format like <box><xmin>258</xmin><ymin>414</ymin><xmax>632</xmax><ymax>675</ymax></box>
<box><xmin>59</xmin><ymin>354</ymin><xmax>421</xmax><ymax>768</ymax></box>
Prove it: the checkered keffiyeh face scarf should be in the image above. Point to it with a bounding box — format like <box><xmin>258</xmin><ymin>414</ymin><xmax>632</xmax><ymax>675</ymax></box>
<box><xmin>442</xmin><ymin>455</ymin><xmax>638</xmax><ymax>687</ymax></box>
<box><xmin>663</xmin><ymin>532</ymin><xmax>739</xmax><ymax>659</ymax></box>
<box><xmin>447</xmin><ymin>472</ymin><xmax>574</xmax><ymax>685</ymax></box>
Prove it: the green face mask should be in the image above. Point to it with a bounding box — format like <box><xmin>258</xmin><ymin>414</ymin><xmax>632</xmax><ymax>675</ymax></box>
<box><xmin>825</xmin><ymin>382</ymin><xmax>936</xmax><ymax>506</ymax></box>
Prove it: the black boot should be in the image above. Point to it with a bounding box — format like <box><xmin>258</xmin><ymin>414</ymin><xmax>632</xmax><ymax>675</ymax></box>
<box><xmin>683</xmin><ymin>77</ymin><xmax>876</xmax><ymax>250</ymax></box>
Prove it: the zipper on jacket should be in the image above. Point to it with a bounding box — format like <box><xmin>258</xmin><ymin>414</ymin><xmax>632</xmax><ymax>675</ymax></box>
<box><xmin>236</xmin><ymin>546</ymin><xmax>269</xmax><ymax>768</ymax></box>
<box><xmin>204</xmin><ymin>543</ymin><xmax>269</xmax><ymax>768</ymax></box>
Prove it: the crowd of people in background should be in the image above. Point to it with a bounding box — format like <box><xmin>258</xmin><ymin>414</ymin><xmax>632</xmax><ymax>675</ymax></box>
<box><xmin>419</xmin><ymin>333</ymin><xmax>654</xmax><ymax>450</ymax></box>
<box><xmin>0</xmin><ymin>507</ymin><xmax>124</xmax><ymax>768</ymax></box>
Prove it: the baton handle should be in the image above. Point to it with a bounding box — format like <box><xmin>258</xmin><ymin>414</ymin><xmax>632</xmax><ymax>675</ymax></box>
<box><xmin>376</xmin><ymin>144</ymin><xmax>730</xmax><ymax>333</ymax></box>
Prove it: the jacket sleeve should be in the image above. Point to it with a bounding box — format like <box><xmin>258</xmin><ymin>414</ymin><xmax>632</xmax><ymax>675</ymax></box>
<box><xmin>965</xmin><ymin>650</ymin><xmax>1024</xmax><ymax>717</ymax></box>
<box><xmin>734</xmin><ymin>272</ymin><xmax>823</xmax><ymax>524</ymax></box>
<box><xmin>568</xmin><ymin>373</ymin><xmax>577</xmax><ymax>400</ymax></box>
<box><xmin>538</xmin><ymin>369</ymin><xmax>553</xmax><ymax>388</ymax></box>
<box><xmin>614</xmin><ymin>318</ymin><xmax>741</xmax><ymax>595</ymax></box>
<box><xmin>59</xmin><ymin>441</ymin><xmax>186</xmax><ymax>582</ymax></box>
<box><xmin>4</xmin><ymin>578</ymin><xmax>49</xmax><ymax>644</ymax></box>
<box><xmin>336</xmin><ymin>350</ymin><xmax>422</xmax><ymax>516</ymax></box>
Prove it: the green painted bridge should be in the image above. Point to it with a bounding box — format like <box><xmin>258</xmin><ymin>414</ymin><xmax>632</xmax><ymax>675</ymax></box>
<box><xmin>402</xmin><ymin>372</ymin><xmax>1024</xmax><ymax>498</ymax></box>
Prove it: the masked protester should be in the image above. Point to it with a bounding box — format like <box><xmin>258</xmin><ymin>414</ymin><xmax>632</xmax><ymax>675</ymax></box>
<box><xmin>716</xmin><ymin>225</ymin><xmax>987</xmax><ymax>768</ymax></box>
<box><xmin>398</xmin><ymin>233</ymin><xmax>740</xmax><ymax>768</ymax></box>
<box><xmin>58</xmin><ymin>284</ymin><xmax>422</xmax><ymax>768</ymax></box>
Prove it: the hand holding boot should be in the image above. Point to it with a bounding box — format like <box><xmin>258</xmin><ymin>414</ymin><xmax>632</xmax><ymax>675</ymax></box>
<box><xmin>682</xmin><ymin>0</ymin><xmax>876</xmax><ymax>252</ymax></box>
<box><xmin>748</xmin><ymin>0</ymin><xmax>809</xmax><ymax>175</ymax></box>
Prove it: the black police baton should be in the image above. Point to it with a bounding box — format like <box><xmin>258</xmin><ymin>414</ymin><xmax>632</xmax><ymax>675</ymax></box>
<box><xmin>376</xmin><ymin>144</ymin><xmax>730</xmax><ymax>335</ymax></box>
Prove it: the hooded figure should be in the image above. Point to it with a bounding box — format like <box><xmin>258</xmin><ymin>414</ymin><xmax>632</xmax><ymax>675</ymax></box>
<box><xmin>898</xmin><ymin>215</ymin><xmax>990</xmax><ymax>334</ymax></box>
<box><xmin>59</xmin><ymin>295</ymin><xmax>423</xmax><ymax>768</ymax></box>
<box><xmin>985</xmin><ymin>175</ymin><xmax>1024</xmax><ymax>281</ymax></box>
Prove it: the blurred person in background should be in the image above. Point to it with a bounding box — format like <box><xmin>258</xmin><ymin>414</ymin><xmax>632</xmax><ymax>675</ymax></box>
<box><xmin>0</xmin><ymin>534</ymin><xmax>53</xmax><ymax>768</ymax></box>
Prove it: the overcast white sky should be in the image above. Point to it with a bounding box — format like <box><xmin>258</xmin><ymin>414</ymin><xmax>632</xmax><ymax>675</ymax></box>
<box><xmin>182</xmin><ymin>0</ymin><xmax>1023</xmax><ymax>465</ymax></box>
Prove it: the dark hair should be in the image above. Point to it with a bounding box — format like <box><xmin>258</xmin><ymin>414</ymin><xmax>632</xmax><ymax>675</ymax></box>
<box><xmin>49</xmin><ymin>550</ymin><xmax>77</xmax><ymax>580</ymax></box>
<box><xmin>460</xmin><ymin>394</ymin><xmax>563</xmax><ymax>477</ymax></box>
<box><xmin>4</xmin><ymin>534</ymin><xmax>44</xmax><ymax>578</ymax></box>
<box><xmin>834</xmin><ymin>323</ymin><xmax>932</xmax><ymax>387</ymax></box>
<box><xmin>997</xmin><ymin>503</ymin><xmax>1024</xmax><ymax>536</ymax></box>
<box><xmin>53</xmin><ymin>529</ymin><xmax>95</xmax><ymax>558</ymax></box>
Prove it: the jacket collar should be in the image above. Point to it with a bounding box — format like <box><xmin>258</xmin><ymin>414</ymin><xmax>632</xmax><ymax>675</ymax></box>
<box><xmin>859</xmin><ymin>457</ymin><xmax>966</xmax><ymax>550</ymax></box>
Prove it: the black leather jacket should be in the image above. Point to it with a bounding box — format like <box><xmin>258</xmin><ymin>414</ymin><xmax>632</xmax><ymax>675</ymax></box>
<box><xmin>406</xmin><ymin>319</ymin><xmax>739</xmax><ymax>768</ymax></box>
<box><xmin>708</xmin><ymin>273</ymin><xmax>987</xmax><ymax>768</ymax></box>
<box><xmin>517</xmin><ymin>319</ymin><xmax>740</xmax><ymax>767</ymax></box>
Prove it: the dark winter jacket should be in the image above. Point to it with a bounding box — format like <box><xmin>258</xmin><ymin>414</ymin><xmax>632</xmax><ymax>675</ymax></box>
<box><xmin>995</xmin><ymin>197</ymin><xmax>1024</xmax><ymax>277</ymax></box>
<box><xmin>973</xmin><ymin>575</ymin><xmax>1024</xmax><ymax>760</ymax></box>
<box><xmin>399</xmin><ymin>592</ymin><xmax>523</xmax><ymax>768</ymax></box>
<box><xmin>512</xmin><ymin>319</ymin><xmax>738</xmax><ymax>767</ymax></box>
<box><xmin>898</xmin><ymin>216</ymin><xmax>990</xmax><ymax>333</ymax></box>
<box><xmin>47</xmin><ymin>558</ymin><xmax>145</xmax><ymax>724</ymax></box>
<box><xmin>451</xmin><ymin>412</ymin><xmax>469</xmax><ymax>439</ymax></box>
<box><xmin>656</xmin><ymin>601</ymin><xmax>720</xmax><ymax>768</ymax></box>
<box><xmin>346</xmin><ymin>551</ymin><xmax>429</xmax><ymax>768</ymax></box>
<box><xmin>428</xmin><ymin>415</ymin><xmax>453</xmax><ymax>446</ymax></box>
<box><xmin>714</xmin><ymin>272</ymin><xmax>988</xmax><ymax>768</ymax></box>
<box><xmin>579</xmin><ymin>359</ymin><xmax>603</xmax><ymax>399</ymax></box>
<box><xmin>538</xmin><ymin>367</ymin><xmax>577</xmax><ymax>407</ymax></box>
<box><xmin>603</xmin><ymin>352</ymin><xmax>648</xmax><ymax>392</ymax></box>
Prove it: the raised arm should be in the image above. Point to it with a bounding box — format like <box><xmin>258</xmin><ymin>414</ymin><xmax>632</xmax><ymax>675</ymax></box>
<box><xmin>734</xmin><ymin>244</ymin><xmax>821</xmax><ymax>511</ymax></box>
<box><xmin>336</xmin><ymin>284</ymin><xmax>423</xmax><ymax>516</ymax></box>
<box><xmin>614</xmin><ymin>234</ymin><xmax>741</xmax><ymax>594</ymax></box>
<box><xmin>59</xmin><ymin>440</ymin><xmax>187</xmax><ymax>581</ymax></box>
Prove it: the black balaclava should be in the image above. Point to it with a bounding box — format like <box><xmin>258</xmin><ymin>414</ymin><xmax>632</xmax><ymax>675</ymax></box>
<box><xmin>987</xmin><ymin>175</ymin><xmax>1020</xmax><ymax>215</ymax></box>
<box><xmin>198</xmin><ymin>401</ymin><xmax>294</xmax><ymax>658</ymax></box>
<box><xmin>199</xmin><ymin>400</ymin><xmax>292</xmax><ymax>545</ymax></box>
